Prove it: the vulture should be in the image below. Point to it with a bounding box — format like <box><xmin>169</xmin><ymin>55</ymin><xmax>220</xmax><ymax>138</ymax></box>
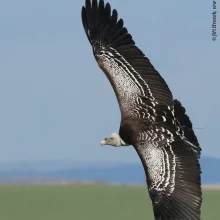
<box><xmin>81</xmin><ymin>0</ymin><xmax>202</xmax><ymax>219</ymax></box>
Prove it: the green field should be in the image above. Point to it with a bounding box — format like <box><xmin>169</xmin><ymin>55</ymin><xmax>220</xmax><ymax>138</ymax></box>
<box><xmin>0</xmin><ymin>184</ymin><xmax>219</xmax><ymax>220</ymax></box>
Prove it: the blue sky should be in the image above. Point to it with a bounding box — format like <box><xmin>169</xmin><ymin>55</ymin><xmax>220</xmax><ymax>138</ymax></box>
<box><xmin>0</xmin><ymin>0</ymin><xmax>219</xmax><ymax>164</ymax></box>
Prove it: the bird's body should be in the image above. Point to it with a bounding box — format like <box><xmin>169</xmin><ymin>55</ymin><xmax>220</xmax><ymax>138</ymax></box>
<box><xmin>81</xmin><ymin>1</ymin><xmax>202</xmax><ymax>219</ymax></box>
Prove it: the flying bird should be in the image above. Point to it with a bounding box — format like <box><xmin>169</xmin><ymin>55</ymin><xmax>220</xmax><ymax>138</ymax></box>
<box><xmin>81</xmin><ymin>0</ymin><xmax>202</xmax><ymax>219</ymax></box>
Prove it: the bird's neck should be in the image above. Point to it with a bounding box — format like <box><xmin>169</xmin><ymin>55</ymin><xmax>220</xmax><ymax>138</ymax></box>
<box><xmin>119</xmin><ymin>135</ymin><xmax>130</xmax><ymax>146</ymax></box>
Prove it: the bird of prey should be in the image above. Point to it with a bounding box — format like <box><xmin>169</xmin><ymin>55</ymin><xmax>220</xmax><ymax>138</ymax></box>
<box><xmin>81</xmin><ymin>0</ymin><xmax>202</xmax><ymax>219</ymax></box>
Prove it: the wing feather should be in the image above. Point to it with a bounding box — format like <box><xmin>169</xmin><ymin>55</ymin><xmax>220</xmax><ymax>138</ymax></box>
<box><xmin>82</xmin><ymin>0</ymin><xmax>174</xmax><ymax>120</ymax></box>
<box><xmin>135</xmin><ymin>136</ymin><xmax>202</xmax><ymax>220</ymax></box>
<box><xmin>82</xmin><ymin>2</ymin><xmax>202</xmax><ymax>220</ymax></box>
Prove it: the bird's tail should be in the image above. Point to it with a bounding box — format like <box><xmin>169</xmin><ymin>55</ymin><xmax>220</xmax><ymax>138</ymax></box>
<box><xmin>174</xmin><ymin>99</ymin><xmax>201</xmax><ymax>158</ymax></box>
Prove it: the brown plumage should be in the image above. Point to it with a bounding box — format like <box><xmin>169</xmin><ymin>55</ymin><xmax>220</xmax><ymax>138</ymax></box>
<box><xmin>81</xmin><ymin>1</ymin><xmax>202</xmax><ymax>219</ymax></box>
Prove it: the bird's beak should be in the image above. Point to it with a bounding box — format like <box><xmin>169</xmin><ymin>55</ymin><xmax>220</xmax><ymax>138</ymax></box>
<box><xmin>100</xmin><ymin>139</ymin><xmax>107</xmax><ymax>146</ymax></box>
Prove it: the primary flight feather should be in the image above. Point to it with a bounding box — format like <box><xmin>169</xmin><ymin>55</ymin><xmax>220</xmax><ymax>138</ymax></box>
<box><xmin>81</xmin><ymin>0</ymin><xmax>202</xmax><ymax>219</ymax></box>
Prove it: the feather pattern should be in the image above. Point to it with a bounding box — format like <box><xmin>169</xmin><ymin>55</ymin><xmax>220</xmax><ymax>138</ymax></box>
<box><xmin>82</xmin><ymin>0</ymin><xmax>174</xmax><ymax>121</ymax></box>
<box><xmin>134</xmin><ymin>136</ymin><xmax>202</xmax><ymax>220</ymax></box>
<box><xmin>82</xmin><ymin>1</ymin><xmax>202</xmax><ymax>219</ymax></box>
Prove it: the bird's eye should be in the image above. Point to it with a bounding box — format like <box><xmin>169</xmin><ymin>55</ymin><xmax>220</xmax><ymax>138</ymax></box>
<box><xmin>110</xmin><ymin>138</ymin><xmax>113</xmax><ymax>140</ymax></box>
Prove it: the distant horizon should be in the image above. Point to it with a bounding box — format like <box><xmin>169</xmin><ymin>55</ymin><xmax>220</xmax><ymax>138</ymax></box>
<box><xmin>0</xmin><ymin>156</ymin><xmax>219</xmax><ymax>184</ymax></box>
<box><xmin>0</xmin><ymin>154</ymin><xmax>219</xmax><ymax>165</ymax></box>
<box><xmin>0</xmin><ymin>182</ymin><xmax>219</xmax><ymax>187</ymax></box>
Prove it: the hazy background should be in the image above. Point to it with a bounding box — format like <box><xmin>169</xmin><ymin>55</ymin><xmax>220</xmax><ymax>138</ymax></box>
<box><xmin>0</xmin><ymin>0</ymin><xmax>219</xmax><ymax>168</ymax></box>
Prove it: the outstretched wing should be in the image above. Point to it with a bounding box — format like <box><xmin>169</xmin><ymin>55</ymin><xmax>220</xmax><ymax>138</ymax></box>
<box><xmin>82</xmin><ymin>0</ymin><xmax>174</xmax><ymax>120</ymax></box>
<box><xmin>134</xmin><ymin>134</ymin><xmax>202</xmax><ymax>220</ymax></box>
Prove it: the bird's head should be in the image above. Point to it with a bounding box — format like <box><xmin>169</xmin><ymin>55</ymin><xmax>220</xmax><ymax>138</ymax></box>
<box><xmin>100</xmin><ymin>133</ymin><xmax>129</xmax><ymax>147</ymax></box>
